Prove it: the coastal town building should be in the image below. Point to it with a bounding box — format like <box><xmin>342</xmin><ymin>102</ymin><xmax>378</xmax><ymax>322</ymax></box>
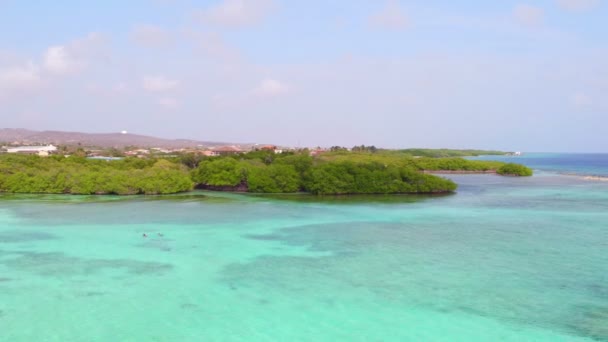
<box><xmin>208</xmin><ymin>146</ymin><xmax>245</xmax><ymax>156</ymax></box>
<box><xmin>257</xmin><ymin>145</ymin><xmax>284</xmax><ymax>154</ymax></box>
<box><xmin>6</xmin><ymin>145</ymin><xmax>58</xmax><ymax>156</ymax></box>
<box><xmin>309</xmin><ymin>148</ymin><xmax>327</xmax><ymax>157</ymax></box>
<box><xmin>124</xmin><ymin>149</ymin><xmax>150</xmax><ymax>157</ymax></box>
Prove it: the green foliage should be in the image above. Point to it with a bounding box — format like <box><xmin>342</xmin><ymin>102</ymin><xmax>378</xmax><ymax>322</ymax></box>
<box><xmin>351</xmin><ymin>145</ymin><xmax>378</xmax><ymax>153</ymax></box>
<box><xmin>0</xmin><ymin>155</ymin><xmax>192</xmax><ymax>195</ymax></box>
<box><xmin>274</xmin><ymin>154</ymin><xmax>313</xmax><ymax>173</ymax></box>
<box><xmin>329</xmin><ymin>146</ymin><xmax>349</xmax><ymax>152</ymax></box>
<box><xmin>177</xmin><ymin>153</ymin><xmax>206</xmax><ymax>169</ymax></box>
<box><xmin>497</xmin><ymin>163</ymin><xmax>533</xmax><ymax>176</ymax></box>
<box><xmin>248</xmin><ymin>164</ymin><xmax>300</xmax><ymax>193</ymax></box>
<box><xmin>190</xmin><ymin>148</ymin><xmax>529</xmax><ymax>195</ymax></box>
<box><xmin>0</xmin><ymin>147</ymin><xmax>530</xmax><ymax>196</ymax></box>
<box><xmin>411</xmin><ymin>157</ymin><xmax>504</xmax><ymax>171</ymax></box>
<box><xmin>191</xmin><ymin>158</ymin><xmax>248</xmax><ymax>186</ymax></box>
<box><xmin>304</xmin><ymin>161</ymin><xmax>457</xmax><ymax>195</ymax></box>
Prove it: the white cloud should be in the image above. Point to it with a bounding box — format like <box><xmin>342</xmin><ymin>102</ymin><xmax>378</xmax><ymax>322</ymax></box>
<box><xmin>43</xmin><ymin>33</ymin><xmax>107</xmax><ymax>75</ymax></box>
<box><xmin>159</xmin><ymin>97</ymin><xmax>180</xmax><ymax>109</ymax></box>
<box><xmin>252</xmin><ymin>78</ymin><xmax>289</xmax><ymax>97</ymax></box>
<box><xmin>514</xmin><ymin>4</ymin><xmax>545</xmax><ymax>27</ymax></box>
<box><xmin>557</xmin><ymin>0</ymin><xmax>600</xmax><ymax>11</ymax></box>
<box><xmin>0</xmin><ymin>32</ymin><xmax>106</xmax><ymax>101</ymax></box>
<box><xmin>195</xmin><ymin>0</ymin><xmax>275</xmax><ymax>28</ymax></box>
<box><xmin>142</xmin><ymin>76</ymin><xmax>179</xmax><ymax>92</ymax></box>
<box><xmin>130</xmin><ymin>25</ymin><xmax>172</xmax><ymax>48</ymax></box>
<box><xmin>0</xmin><ymin>62</ymin><xmax>43</xmax><ymax>92</ymax></box>
<box><xmin>368</xmin><ymin>0</ymin><xmax>410</xmax><ymax>30</ymax></box>
<box><xmin>43</xmin><ymin>46</ymin><xmax>83</xmax><ymax>75</ymax></box>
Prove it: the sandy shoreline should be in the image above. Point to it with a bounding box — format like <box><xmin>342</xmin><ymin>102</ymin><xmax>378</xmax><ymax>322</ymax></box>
<box><xmin>581</xmin><ymin>175</ymin><xmax>608</xmax><ymax>182</ymax></box>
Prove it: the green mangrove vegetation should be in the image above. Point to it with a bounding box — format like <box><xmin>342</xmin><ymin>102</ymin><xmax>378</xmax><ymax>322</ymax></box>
<box><xmin>0</xmin><ymin>149</ymin><xmax>532</xmax><ymax>196</ymax></box>
<box><xmin>191</xmin><ymin>150</ymin><xmax>531</xmax><ymax>194</ymax></box>
<box><xmin>0</xmin><ymin>155</ymin><xmax>193</xmax><ymax>195</ymax></box>
<box><xmin>497</xmin><ymin>163</ymin><xmax>534</xmax><ymax>176</ymax></box>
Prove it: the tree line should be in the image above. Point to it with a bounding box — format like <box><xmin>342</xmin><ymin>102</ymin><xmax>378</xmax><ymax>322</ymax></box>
<box><xmin>0</xmin><ymin>149</ymin><xmax>532</xmax><ymax>195</ymax></box>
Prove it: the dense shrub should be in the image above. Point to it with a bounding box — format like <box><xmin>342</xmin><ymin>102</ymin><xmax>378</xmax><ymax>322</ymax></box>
<box><xmin>191</xmin><ymin>158</ymin><xmax>248</xmax><ymax>186</ymax></box>
<box><xmin>248</xmin><ymin>164</ymin><xmax>300</xmax><ymax>193</ymax></box>
<box><xmin>304</xmin><ymin>161</ymin><xmax>457</xmax><ymax>195</ymax></box>
<box><xmin>0</xmin><ymin>148</ymin><xmax>530</xmax><ymax>196</ymax></box>
<box><xmin>497</xmin><ymin>163</ymin><xmax>533</xmax><ymax>176</ymax></box>
<box><xmin>0</xmin><ymin>155</ymin><xmax>192</xmax><ymax>195</ymax></box>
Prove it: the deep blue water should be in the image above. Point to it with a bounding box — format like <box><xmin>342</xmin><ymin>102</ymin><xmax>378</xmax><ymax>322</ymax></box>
<box><xmin>470</xmin><ymin>153</ymin><xmax>608</xmax><ymax>177</ymax></box>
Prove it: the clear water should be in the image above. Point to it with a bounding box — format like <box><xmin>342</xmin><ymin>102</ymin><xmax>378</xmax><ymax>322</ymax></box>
<box><xmin>1</xmin><ymin>173</ymin><xmax>608</xmax><ymax>341</ymax></box>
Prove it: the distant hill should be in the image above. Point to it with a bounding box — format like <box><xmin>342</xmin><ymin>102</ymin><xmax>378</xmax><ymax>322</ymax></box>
<box><xmin>0</xmin><ymin>128</ymin><xmax>231</xmax><ymax>148</ymax></box>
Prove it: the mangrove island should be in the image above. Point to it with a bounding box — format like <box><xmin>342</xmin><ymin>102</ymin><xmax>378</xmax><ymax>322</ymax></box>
<box><xmin>0</xmin><ymin>148</ymin><xmax>532</xmax><ymax>196</ymax></box>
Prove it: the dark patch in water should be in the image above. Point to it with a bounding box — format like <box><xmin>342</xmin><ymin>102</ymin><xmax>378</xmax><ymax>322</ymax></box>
<box><xmin>0</xmin><ymin>277</ymin><xmax>12</xmax><ymax>282</ymax></box>
<box><xmin>586</xmin><ymin>284</ymin><xmax>608</xmax><ymax>297</ymax></box>
<box><xmin>0</xmin><ymin>251</ymin><xmax>173</xmax><ymax>277</ymax></box>
<box><xmin>245</xmin><ymin>234</ymin><xmax>281</xmax><ymax>241</ymax></box>
<box><xmin>565</xmin><ymin>305</ymin><xmax>608</xmax><ymax>341</ymax></box>
<box><xmin>84</xmin><ymin>291</ymin><xmax>105</xmax><ymax>297</ymax></box>
<box><xmin>0</xmin><ymin>231</ymin><xmax>57</xmax><ymax>243</ymax></box>
<box><xmin>456</xmin><ymin>306</ymin><xmax>488</xmax><ymax>318</ymax></box>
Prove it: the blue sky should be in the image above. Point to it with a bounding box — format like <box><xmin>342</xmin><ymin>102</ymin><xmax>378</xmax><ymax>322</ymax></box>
<box><xmin>0</xmin><ymin>0</ymin><xmax>606</xmax><ymax>151</ymax></box>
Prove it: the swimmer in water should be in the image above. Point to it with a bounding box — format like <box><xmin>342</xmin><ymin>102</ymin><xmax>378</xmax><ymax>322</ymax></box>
<box><xmin>142</xmin><ymin>233</ymin><xmax>148</xmax><ymax>238</ymax></box>
<box><xmin>158</xmin><ymin>233</ymin><xmax>164</xmax><ymax>237</ymax></box>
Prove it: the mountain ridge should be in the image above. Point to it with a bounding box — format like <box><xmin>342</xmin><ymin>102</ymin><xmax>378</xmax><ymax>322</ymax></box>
<box><xmin>0</xmin><ymin>128</ymin><xmax>233</xmax><ymax>148</ymax></box>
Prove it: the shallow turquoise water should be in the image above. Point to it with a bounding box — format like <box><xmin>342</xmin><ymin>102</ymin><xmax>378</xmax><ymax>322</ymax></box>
<box><xmin>1</xmin><ymin>174</ymin><xmax>608</xmax><ymax>341</ymax></box>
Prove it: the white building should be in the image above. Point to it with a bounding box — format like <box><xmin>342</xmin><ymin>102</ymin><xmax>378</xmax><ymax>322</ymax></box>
<box><xmin>6</xmin><ymin>145</ymin><xmax>58</xmax><ymax>156</ymax></box>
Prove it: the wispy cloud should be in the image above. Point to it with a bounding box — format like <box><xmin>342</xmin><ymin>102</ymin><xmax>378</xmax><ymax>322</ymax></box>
<box><xmin>43</xmin><ymin>46</ymin><xmax>84</xmax><ymax>75</ymax></box>
<box><xmin>368</xmin><ymin>0</ymin><xmax>410</xmax><ymax>30</ymax></box>
<box><xmin>252</xmin><ymin>78</ymin><xmax>289</xmax><ymax>97</ymax></box>
<box><xmin>186</xmin><ymin>31</ymin><xmax>242</xmax><ymax>61</ymax></box>
<box><xmin>130</xmin><ymin>25</ymin><xmax>173</xmax><ymax>48</ymax></box>
<box><xmin>42</xmin><ymin>33</ymin><xmax>107</xmax><ymax>75</ymax></box>
<box><xmin>557</xmin><ymin>0</ymin><xmax>600</xmax><ymax>12</ymax></box>
<box><xmin>194</xmin><ymin>0</ymin><xmax>275</xmax><ymax>28</ymax></box>
<box><xmin>158</xmin><ymin>97</ymin><xmax>180</xmax><ymax>109</ymax></box>
<box><xmin>142</xmin><ymin>76</ymin><xmax>179</xmax><ymax>92</ymax></box>
<box><xmin>0</xmin><ymin>62</ymin><xmax>43</xmax><ymax>92</ymax></box>
<box><xmin>513</xmin><ymin>4</ymin><xmax>545</xmax><ymax>27</ymax></box>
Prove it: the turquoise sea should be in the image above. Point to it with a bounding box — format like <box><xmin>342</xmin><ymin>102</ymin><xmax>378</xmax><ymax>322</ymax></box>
<box><xmin>2</xmin><ymin>155</ymin><xmax>608</xmax><ymax>341</ymax></box>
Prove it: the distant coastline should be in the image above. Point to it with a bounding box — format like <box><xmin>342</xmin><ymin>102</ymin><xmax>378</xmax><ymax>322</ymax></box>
<box><xmin>423</xmin><ymin>170</ymin><xmax>497</xmax><ymax>175</ymax></box>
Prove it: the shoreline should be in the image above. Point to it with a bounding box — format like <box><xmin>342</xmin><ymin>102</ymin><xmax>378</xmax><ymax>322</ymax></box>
<box><xmin>549</xmin><ymin>171</ymin><xmax>608</xmax><ymax>182</ymax></box>
<box><xmin>426</xmin><ymin>169</ymin><xmax>608</xmax><ymax>181</ymax></box>
<box><xmin>422</xmin><ymin>170</ymin><xmax>497</xmax><ymax>174</ymax></box>
<box><xmin>581</xmin><ymin>175</ymin><xmax>608</xmax><ymax>182</ymax></box>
